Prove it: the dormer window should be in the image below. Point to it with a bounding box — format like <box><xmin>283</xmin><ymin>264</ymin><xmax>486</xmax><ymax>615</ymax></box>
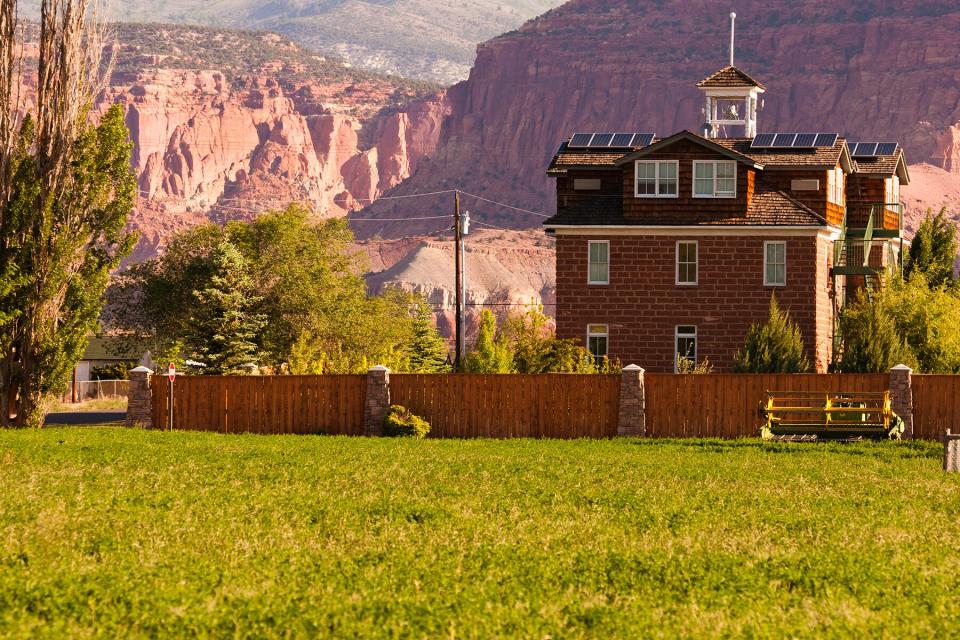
<box><xmin>634</xmin><ymin>161</ymin><xmax>678</xmax><ymax>198</ymax></box>
<box><xmin>693</xmin><ymin>161</ymin><xmax>736</xmax><ymax>198</ymax></box>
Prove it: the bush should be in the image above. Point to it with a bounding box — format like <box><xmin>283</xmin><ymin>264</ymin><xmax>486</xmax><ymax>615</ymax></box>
<box><xmin>733</xmin><ymin>296</ymin><xmax>810</xmax><ymax>373</ymax></box>
<box><xmin>383</xmin><ymin>405</ymin><xmax>430</xmax><ymax>439</ymax></box>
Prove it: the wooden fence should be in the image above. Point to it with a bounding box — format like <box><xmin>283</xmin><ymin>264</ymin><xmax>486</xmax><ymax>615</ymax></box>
<box><xmin>644</xmin><ymin>373</ymin><xmax>890</xmax><ymax>438</ymax></box>
<box><xmin>145</xmin><ymin>371</ymin><xmax>951</xmax><ymax>441</ymax></box>
<box><xmin>390</xmin><ymin>374</ymin><xmax>620</xmax><ymax>438</ymax></box>
<box><xmin>911</xmin><ymin>375</ymin><xmax>960</xmax><ymax>441</ymax></box>
<box><xmin>152</xmin><ymin>375</ymin><xmax>366</xmax><ymax>435</ymax></box>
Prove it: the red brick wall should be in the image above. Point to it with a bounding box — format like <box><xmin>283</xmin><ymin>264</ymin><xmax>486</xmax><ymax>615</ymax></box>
<box><xmin>555</xmin><ymin>233</ymin><xmax>835</xmax><ymax>373</ymax></box>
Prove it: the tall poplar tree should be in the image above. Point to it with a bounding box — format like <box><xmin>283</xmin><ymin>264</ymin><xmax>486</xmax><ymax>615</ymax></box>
<box><xmin>0</xmin><ymin>1</ymin><xmax>135</xmax><ymax>426</ymax></box>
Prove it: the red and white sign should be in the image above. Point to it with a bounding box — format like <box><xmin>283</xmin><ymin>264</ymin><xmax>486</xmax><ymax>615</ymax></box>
<box><xmin>168</xmin><ymin>362</ymin><xmax>176</xmax><ymax>381</ymax></box>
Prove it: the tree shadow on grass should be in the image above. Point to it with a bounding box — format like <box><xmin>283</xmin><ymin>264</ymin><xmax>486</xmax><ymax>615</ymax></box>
<box><xmin>625</xmin><ymin>437</ymin><xmax>942</xmax><ymax>461</ymax></box>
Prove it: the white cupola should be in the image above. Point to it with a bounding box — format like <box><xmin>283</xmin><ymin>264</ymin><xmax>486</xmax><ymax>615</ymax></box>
<box><xmin>697</xmin><ymin>12</ymin><xmax>765</xmax><ymax>139</ymax></box>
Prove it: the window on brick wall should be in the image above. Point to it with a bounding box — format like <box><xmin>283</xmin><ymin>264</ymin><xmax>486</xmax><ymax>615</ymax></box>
<box><xmin>635</xmin><ymin>160</ymin><xmax>678</xmax><ymax>197</ymax></box>
<box><xmin>675</xmin><ymin>325</ymin><xmax>697</xmax><ymax>372</ymax></box>
<box><xmin>764</xmin><ymin>241</ymin><xmax>786</xmax><ymax>286</ymax></box>
<box><xmin>693</xmin><ymin>160</ymin><xmax>736</xmax><ymax>198</ymax></box>
<box><xmin>588</xmin><ymin>240</ymin><xmax>609</xmax><ymax>284</ymax></box>
<box><xmin>676</xmin><ymin>241</ymin><xmax>698</xmax><ymax>285</ymax></box>
<box><xmin>587</xmin><ymin>324</ymin><xmax>608</xmax><ymax>365</ymax></box>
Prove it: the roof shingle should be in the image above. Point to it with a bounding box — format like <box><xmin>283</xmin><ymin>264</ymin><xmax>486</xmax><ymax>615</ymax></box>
<box><xmin>696</xmin><ymin>65</ymin><xmax>766</xmax><ymax>90</ymax></box>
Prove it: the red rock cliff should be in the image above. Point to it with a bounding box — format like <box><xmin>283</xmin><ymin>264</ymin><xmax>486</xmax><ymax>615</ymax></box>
<box><xmin>359</xmin><ymin>0</ymin><xmax>960</xmax><ymax>237</ymax></box>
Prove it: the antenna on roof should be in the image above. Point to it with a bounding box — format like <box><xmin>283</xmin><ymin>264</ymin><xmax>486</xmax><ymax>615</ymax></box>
<box><xmin>729</xmin><ymin>12</ymin><xmax>736</xmax><ymax>67</ymax></box>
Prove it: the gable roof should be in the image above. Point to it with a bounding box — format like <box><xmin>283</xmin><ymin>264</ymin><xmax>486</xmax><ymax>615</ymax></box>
<box><xmin>852</xmin><ymin>148</ymin><xmax>910</xmax><ymax>184</ymax></box>
<box><xmin>614</xmin><ymin>131</ymin><xmax>763</xmax><ymax>168</ymax></box>
<box><xmin>697</xmin><ymin>65</ymin><xmax>766</xmax><ymax>90</ymax></box>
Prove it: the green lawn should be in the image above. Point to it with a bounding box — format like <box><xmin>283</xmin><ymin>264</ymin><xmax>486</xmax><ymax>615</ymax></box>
<box><xmin>1</xmin><ymin>429</ymin><xmax>958</xmax><ymax>638</ymax></box>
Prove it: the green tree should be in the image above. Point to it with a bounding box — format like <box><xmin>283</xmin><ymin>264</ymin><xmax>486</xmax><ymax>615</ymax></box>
<box><xmin>109</xmin><ymin>206</ymin><xmax>426</xmax><ymax>374</ymax></box>
<box><xmin>505</xmin><ymin>305</ymin><xmax>600</xmax><ymax>374</ymax></box>
<box><xmin>406</xmin><ymin>299</ymin><xmax>450</xmax><ymax>373</ymax></box>
<box><xmin>905</xmin><ymin>208</ymin><xmax>958</xmax><ymax>288</ymax></box>
<box><xmin>462</xmin><ymin>310</ymin><xmax>513</xmax><ymax>373</ymax></box>
<box><xmin>186</xmin><ymin>241</ymin><xmax>266</xmax><ymax>375</ymax></box>
<box><xmin>0</xmin><ymin>95</ymin><xmax>136</xmax><ymax>426</ymax></box>
<box><xmin>837</xmin><ymin>289</ymin><xmax>917</xmax><ymax>373</ymax></box>
<box><xmin>880</xmin><ymin>274</ymin><xmax>960</xmax><ymax>373</ymax></box>
<box><xmin>733</xmin><ymin>296</ymin><xmax>810</xmax><ymax>373</ymax></box>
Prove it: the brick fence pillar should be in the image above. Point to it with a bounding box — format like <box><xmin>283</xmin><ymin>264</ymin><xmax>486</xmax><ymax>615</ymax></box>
<box><xmin>945</xmin><ymin>431</ymin><xmax>960</xmax><ymax>472</ymax></box>
<box><xmin>618</xmin><ymin>364</ymin><xmax>645</xmax><ymax>437</ymax></box>
<box><xmin>364</xmin><ymin>365</ymin><xmax>391</xmax><ymax>436</ymax></box>
<box><xmin>126</xmin><ymin>366</ymin><xmax>153</xmax><ymax>428</ymax></box>
<box><xmin>889</xmin><ymin>364</ymin><xmax>913</xmax><ymax>439</ymax></box>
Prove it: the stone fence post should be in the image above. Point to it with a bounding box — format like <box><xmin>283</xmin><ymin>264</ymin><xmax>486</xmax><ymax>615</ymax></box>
<box><xmin>889</xmin><ymin>364</ymin><xmax>913</xmax><ymax>439</ymax></box>
<box><xmin>618</xmin><ymin>364</ymin><xmax>645</xmax><ymax>437</ymax></box>
<box><xmin>364</xmin><ymin>365</ymin><xmax>391</xmax><ymax>436</ymax></box>
<box><xmin>945</xmin><ymin>431</ymin><xmax>960</xmax><ymax>473</ymax></box>
<box><xmin>126</xmin><ymin>366</ymin><xmax>153</xmax><ymax>428</ymax></box>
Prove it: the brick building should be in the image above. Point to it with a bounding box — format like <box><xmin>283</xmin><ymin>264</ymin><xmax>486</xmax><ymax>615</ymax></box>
<box><xmin>544</xmin><ymin>63</ymin><xmax>909</xmax><ymax>373</ymax></box>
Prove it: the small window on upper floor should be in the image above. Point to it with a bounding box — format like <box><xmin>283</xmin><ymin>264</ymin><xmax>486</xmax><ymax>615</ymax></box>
<box><xmin>635</xmin><ymin>160</ymin><xmax>678</xmax><ymax>198</ymax></box>
<box><xmin>827</xmin><ymin>167</ymin><xmax>844</xmax><ymax>206</ymax></box>
<box><xmin>693</xmin><ymin>160</ymin><xmax>736</xmax><ymax>198</ymax></box>
<box><xmin>885</xmin><ymin>176</ymin><xmax>900</xmax><ymax>205</ymax></box>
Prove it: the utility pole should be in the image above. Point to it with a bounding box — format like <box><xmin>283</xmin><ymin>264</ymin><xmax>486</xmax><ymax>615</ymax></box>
<box><xmin>454</xmin><ymin>190</ymin><xmax>463</xmax><ymax>372</ymax></box>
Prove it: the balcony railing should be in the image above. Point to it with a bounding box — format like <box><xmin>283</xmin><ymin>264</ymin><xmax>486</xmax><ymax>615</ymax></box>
<box><xmin>833</xmin><ymin>239</ymin><xmax>897</xmax><ymax>275</ymax></box>
<box><xmin>844</xmin><ymin>202</ymin><xmax>904</xmax><ymax>232</ymax></box>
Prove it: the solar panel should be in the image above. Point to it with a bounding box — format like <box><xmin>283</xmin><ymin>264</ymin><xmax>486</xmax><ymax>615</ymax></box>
<box><xmin>569</xmin><ymin>133</ymin><xmax>593</xmax><ymax>148</ymax></box>
<box><xmin>876</xmin><ymin>142</ymin><xmax>898</xmax><ymax>156</ymax></box>
<box><xmin>773</xmin><ymin>133</ymin><xmax>797</xmax><ymax>148</ymax></box>
<box><xmin>815</xmin><ymin>133</ymin><xmax>838</xmax><ymax>147</ymax></box>
<box><xmin>854</xmin><ymin>142</ymin><xmax>879</xmax><ymax>157</ymax></box>
<box><xmin>632</xmin><ymin>133</ymin><xmax>655</xmax><ymax>147</ymax></box>
<box><xmin>588</xmin><ymin>133</ymin><xmax>615</xmax><ymax>148</ymax></box>
<box><xmin>793</xmin><ymin>133</ymin><xmax>817</xmax><ymax>147</ymax></box>
<box><xmin>610</xmin><ymin>133</ymin><xmax>634</xmax><ymax>147</ymax></box>
<box><xmin>752</xmin><ymin>133</ymin><xmax>776</xmax><ymax>148</ymax></box>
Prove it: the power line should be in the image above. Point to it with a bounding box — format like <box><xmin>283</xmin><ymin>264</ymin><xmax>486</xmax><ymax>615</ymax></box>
<box><xmin>459</xmin><ymin>190</ymin><xmax>552</xmax><ymax>218</ymax></box>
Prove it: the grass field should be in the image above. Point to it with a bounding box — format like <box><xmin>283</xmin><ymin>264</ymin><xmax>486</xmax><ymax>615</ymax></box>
<box><xmin>1</xmin><ymin>429</ymin><xmax>958</xmax><ymax>638</ymax></box>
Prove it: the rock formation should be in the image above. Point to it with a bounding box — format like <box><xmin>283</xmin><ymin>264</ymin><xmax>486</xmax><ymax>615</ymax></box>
<box><xmin>358</xmin><ymin>0</ymin><xmax>960</xmax><ymax>238</ymax></box>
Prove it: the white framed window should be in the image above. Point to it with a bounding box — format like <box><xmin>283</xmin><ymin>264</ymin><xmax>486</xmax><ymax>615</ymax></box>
<box><xmin>764</xmin><ymin>241</ymin><xmax>786</xmax><ymax>286</ymax></box>
<box><xmin>692</xmin><ymin>160</ymin><xmax>736</xmax><ymax>198</ymax></box>
<box><xmin>634</xmin><ymin>160</ymin><xmax>678</xmax><ymax>198</ymax></box>
<box><xmin>827</xmin><ymin>167</ymin><xmax>845</xmax><ymax>205</ymax></box>
<box><xmin>885</xmin><ymin>176</ymin><xmax>900</xmax><ymax>205</ymax></box>
<box><xmin>675</xmin><ymin>325</ymin><xmax>697</xmax><ymax>372</ymax></box>
<box><xmin>587</xmin><ymin>324</ymin><xmax>608</xmax><ymax>365</ymax></box>
<box><xmin>587</xmin><ymin>240</ymin><xmax>609</xmax><ymax>285</ymax></box>
<box><xmin>676</xmin><ymin>241</ymin><xmax>698</xmax><ymax>285</ymax></box>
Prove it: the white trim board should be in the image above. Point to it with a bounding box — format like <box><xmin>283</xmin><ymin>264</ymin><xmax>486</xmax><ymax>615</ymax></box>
<box><xmin>548</xmin><ymin>225</ymin><xmax>842</xmax><ymax>240</ymax></box>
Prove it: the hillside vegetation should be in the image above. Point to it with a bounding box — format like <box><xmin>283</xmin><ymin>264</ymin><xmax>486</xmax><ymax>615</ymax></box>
<box><xmin>1</xmin><ymin>429</ymin><xmax>958</xmax><ymax>637</ymax></box>
<box><xmin>84</xmin><ymin>1</ymin><xmax>564</xmax><ymax>83</ymax></box>
<box><xmin>109</xmin><ymin>23</ymin><xmax>438</xmax><ymax>98</ymax></box>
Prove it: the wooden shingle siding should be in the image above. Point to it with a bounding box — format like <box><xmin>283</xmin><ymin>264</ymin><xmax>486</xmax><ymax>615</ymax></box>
<box><xmin>847</xmin><ymin>174</ymin><xmax>899</xmax><ymax>230</ymax></box>
<box><xmin>620</xmin><ymin>140</ymin><xmax>753</xmax><ymax>221</ymax></box>
<box><xmin>759</xmin><ymin>168</ymin><xmax>832</xmax><ymax>222</ymax></box>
